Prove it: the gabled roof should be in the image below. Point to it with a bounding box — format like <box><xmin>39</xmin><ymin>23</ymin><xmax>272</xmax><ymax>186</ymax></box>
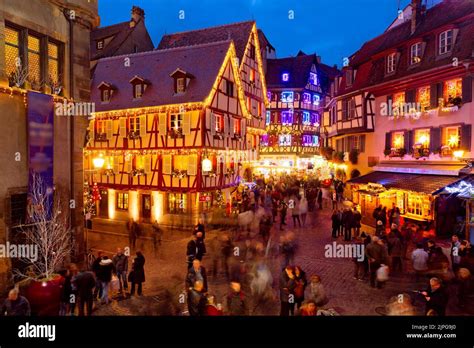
<box><xmin>91</xmin><ymin>41</ymin><xmax>233</xmax><ymax>112</ymax></box>
<box><xmin>91</xmin><ymin>21</ymin><xmax>133</xmax><ymax>60</ymax></box>
<box><xmin>266</xmin><ymin>54</ymin><xmax>318</xmax><ymax>89</ymax></box>
<box><xmin>157</xmin><ymin>21</ymin><xmax>255</xmax><ymax>62</ymax></box>
<box><xmin>257</xmin><ymin>29</ymin><xmax>275</xmax><ymax>51</ymax></box>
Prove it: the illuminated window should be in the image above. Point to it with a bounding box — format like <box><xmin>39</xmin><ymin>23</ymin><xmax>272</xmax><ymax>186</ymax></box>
<box><xmin>309</xmin><ymin>72</ymin><xmax>318</xmax><ymax>85</ymax></box>
<box><xmin>417</xmin><ymin>86</ymin><xmax>430</xmax><ymax>111</ymax></box>
<box><xmin>170</xmin><ymin>113</ymin><xmax>183</xmax><ymax>132</ymax></box>
<box><xmin>302</xmin><ymin>135</ymin><xmax>312</xmax><ymax>146</ymax></box>
<box><xmin>173</xmin><ymin>155</ymin><xmax>189</xmax><ymax>171</ymax></box>
<box><xmin>444</xmin><ymin>78</ymin><xmax>462</xmax><ymax>102</ymax></box>
<box><xmin>96</xmin><ymin>40</ymin><xmax>104</xmax><ymax>50</ymax></box>
<box><xmin>177</xmin><ymin>78</ymin><xmax>185</xmax><ymax>93</ymax></box>
<box><xmin>439</xmin><ymin>30</ymin><xmax>453</xmax><ymax>55</ymax></box>
<box><xmin>48</xmin><ymin>42</ymin><xmax>59</xmax><ymax>85</ymax></box>
<box><xmin>410</xmin><ymin>43</ymin><xmax>422</xmax><ymax>64</ymax></box>
<box><xmin>257</xmin><ymin>102</ymin><xmax>262</xmax><ymax>116</ymax></box>
<box><xmin>302</xmin><ymin>111</ymin><xmax>311</xmax><ymax>125</ymax></box>
<box><xmin>215</xmin><ymin>113</ymin><xmax>224</xmax><ymax>133</ymax></box>
<box><xmin>265</xmin><ymin>111</ymin><xmax>271</xmax><ymax>125</ymax></box>
<box><xmin>282</xmin><ymin>73</ymin><xmax>289</xmax><ymax>82</ymax></box>
<box><xmin>281</xmin><ymin>91</ymin><xmax>294</xmax><ymax>103</ymax></box>
<box><xmin>168</xmin><ymin>193</ymin><xmax>186</xmax><ymax>214</ymax></box>
<box><xmin>133</xmin><ymin>84</ymin><xmax>143</xmax><ymax>98</ymax></box>
<box><xmin>279</xmin><ymin>134</ymin><xmax>291</xmax><ymax>146</ymax></box>
<box><xmin>392</xmin><ymin>92</ymin><xmax>405</xmax><ymax>116</ymax></box>
<box><xmin>261</xmin><ymin>134</ymin><xmax>269</xmax><ymax>146</ymax></box>
<box><xmin>313</xmin><ymin>135</ymin><xmax>319</xmax><ymax>146</ymax></box>
<box><xmin>246</xmin><ymin>96</ymin><xmax>251</xmax><ymax>111</ymax></box>
<box><xmin>5</xmin><ymin>26</ymin><xmax>20</xmax><ymax>79</ymax></box>
<box><xmin>414</xmin><ymin>128</ymin><xmax>430</xmax><ymax>148</ymax></box>
<box><xmin>250</xmin><ymin>69</ymin><xmax>256</xmax><ymax>83</ymax></box>
<box><xmin>129</xmin><ymin>117</ymin><xmax>140</xmax><ymax>135</ymax></box>
<box><xmin>302</xmin><ymin>92</ymin><xmax>311</xmax><ymax>104</ymax></box>
<box><xmin>392</xmin><ymin>131</ymin><xmax>405</xmax><ymax>149</ymax></box>
<box><xmin>313</xmin><ymin>94</ymin><xmax>320</xmax><ymax>106</ymax></box>
<box><xmin>233</xmin><ymin>118</ymin><xmax>241</xmax><ymax>136</ymax></box>
<box><xmin>117</xmin><ymin>192</ymin><xmax>129</xmax><ymax>210</ymax></box>
<box><xmin>101</xmin><ymin>89</ymin><xmax>110</xmax><ymax>102</ymax></box>
<box><xmin>444</xmin><ymin>126</ymin><xmax>460</xmax><ymax>149</ymax></box>
<box><xmin>407</xmin><ymin>195</ymin><xmax>423</xmax><ymax>216</ymax></box>
<box><xmin>27</xmin><ymin>34</ymin><xmax>41</xmax><ymax>86</ymax></box>
<box><xmin>281</xmin><ymin>111</ymin><xmax>293</xmax><ymax>125</ymax></box>
<box><xmin>386</xmin><ymin>53</ymin><xmax>396</xmax><ymax>74</ymax></box>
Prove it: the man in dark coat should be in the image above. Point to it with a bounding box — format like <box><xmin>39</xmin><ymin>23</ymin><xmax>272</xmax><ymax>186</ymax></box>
<box><xmin>0</xmin><ymin>288</ymin><xmax>30</xmax><ymax>316</ymax></box>
<box><xmin>187</xmin><ymin>280</ymin><xmax>206</xmax><ymax>316</ymax></box>
<box><xmin>226</xmin><ymin>281</ymin><xmax>248</xmax><ymax>315</ymax></box>
<box><xmin>365</xmin><ymin>236</ymin><xmax>389</xmax><ymax>288</ymax></box>
<box><xmin>342</xmin><ymin>208</ymin><xmax>354</xmax><ymax>241</ymax></box>
<box><xmin>92</xmin><ymin>251</ymin><xmax>103</xmax><ymax>300</ymax></box>
<box><xmin>185</xmin><ymin>259</ymin><xmax>208</xmax><ymax>293</ymax></box>
<box><xmin>193</xmin><ymin>219</ymin><xmax>206</xmax><ymax>240</ymax></box>
<box><xmin>352</xmin><ymin>208</ymin><xmax>362</xmax><ymax>238</ymax></box>
<box><xmin>130</xmin><ymin>251</ymin><xmax>145</xmax><ymax>296</ymax></box>
<box><xmin>112</xmin><ymin>248</ymin><xmax>128</xmax><ymax>293</ymax></box>
<box><xmin>422</xmin><ymin>277</ymin><xmax>449</xmax><ymax>316</ymax></box>
<box><xmin>280</xmin><ymin>266</ymin><xmax>296</xmax><ymax>316</ymax></box>
<box><xmin>73</xmin><ymin>270</ymin><xmax>96</xmax><ymax>316</ymax></box>
<box><xmin>331</xmin><ymin>209</ymin><xmax>340</xmax><ymax>239</ymax></box>
<box><xmin>186</xmin><ymin>234</ymin><xmax>206</xmax><ymax>268</ymax></box>
<box><xmin>387</xmin><ymin>231</ymin><xmax>403</xmax><ymax>273</ymax></box>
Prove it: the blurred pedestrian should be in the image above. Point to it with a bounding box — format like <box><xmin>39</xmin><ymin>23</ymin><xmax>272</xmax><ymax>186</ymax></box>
<box><xmin>294</xmin><ymin>266</ymin><xmax>307</xmax><ymax>309</ymax></box>
<box><xmin>280</xmin><ymin>266</ymin><xmax>296</xmax><ymax>316</ymax></box>
<box><xmin>412</xmin><ymin>243</ymin><xmax>429</xmax><ymax>282</ymax></box>
<box><xmin>421</xmin><ymin>277</ymin><xmax>448</xmax><ymax>316</ymax></box>
<box><xmin>185</xmin><ymin>259</ymin><xmax>208</xmax><ymax>293</ymax></box>
<box><xmin>187</xmin><ymin>280</ymin><xmax>206</xmax><ymax>316</ymax></box>
<box><xmin>0</xmin><ymin>288</ymin><xmax>30</xmax><ymax>316</ymax></box>
<box><xmin>129</xmin><ymin>251</ymin><xmax>145</xmax><ymax>296</ymax></box>
<box><xmin>226</xmin><ymin>281</ymin><xmax>248</xmax><ymax>316</ymax></box>
<box><xmin>97</xmin><ymin>256</ymin><xmax>114</xmax><ymax>304</ymax></box>
<box><xmin>112</xmin><ymin>248</ymin><xmax>128</xmax><ymax>293</ymax></box>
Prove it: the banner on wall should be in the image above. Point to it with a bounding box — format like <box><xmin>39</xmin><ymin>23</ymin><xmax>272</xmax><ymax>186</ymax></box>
<box><xmin>27</xmin><ymin>91</ymin><xmax>54</xmax><ymax>218</ymax></box>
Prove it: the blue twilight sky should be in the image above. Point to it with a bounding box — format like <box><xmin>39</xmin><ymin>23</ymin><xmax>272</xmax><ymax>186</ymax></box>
<box><xmin>98</xmin><ymin>0</ymin><xmax>442</xmax><ymax>67</ymax></box>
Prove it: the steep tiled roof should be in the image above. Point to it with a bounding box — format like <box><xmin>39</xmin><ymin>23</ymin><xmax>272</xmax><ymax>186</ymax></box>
<box><xmin>91</xmin><ymin>41</ymin><xmax>232</xmax><ymax>112</ymax></box>
<box><xmin>338</xmin><ymin>0</ymin><xmax>474</xmax><ymax>95</ymax></box>
<box><xmin>90</xmin><ymin>21</ymin><xmax>132</xmax><ymax>60</ymax></box>
<box><xmin>348</xmin><ymin>171</ymin><xmax>465</xmax><ymax>194</ymax></box>
<box><xmin>157</xmin><ymin>21</ymin><xmax>255</xmax><ymax>61</ymax></box>
<box><xmin>266</xmin><ymin>54</ymin><xmax>317</xmax><ymax>89</ymax></box>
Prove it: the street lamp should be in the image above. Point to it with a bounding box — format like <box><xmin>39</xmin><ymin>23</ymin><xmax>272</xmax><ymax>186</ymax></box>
<box><xmin>93</xmin><ymin>154</ymin><xmax>105</xmax><ymax>169</ymax></box>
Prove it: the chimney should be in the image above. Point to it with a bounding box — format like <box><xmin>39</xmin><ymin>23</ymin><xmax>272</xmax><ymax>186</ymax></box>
<box><xmin>131</xmin><ymin>6</ymin><xmax>145</xmax><ymax>23</ymax></box>
<box><xmin>411</xmin><ymin>0</ymin><xmax>422</xmax><ymax>35</ymax></box>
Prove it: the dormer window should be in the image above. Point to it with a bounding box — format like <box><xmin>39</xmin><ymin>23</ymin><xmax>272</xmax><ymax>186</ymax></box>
<box><xmin>345</xmin><ymin>69</ymin><xmax>353</xmax><ymax>86</ymax></box>
<box><xmin>97</xmin><ymin>82</ymin><xmax>115</xmax><ymax>103</ymax></box>
<box><xmin>282</xmin><ymin>73</ymin><xmax>290</xmax><ymax>82</ymax></box>
<box><xmin>96</xmin><ymin>40</ymin><xmax>104</xmax><ymax>50</ymax></box>
<box><xmin>439</xmin><ymin>29</ymin><xmax>453</xmax><ymax>55</ymax></box>
<box><xmin>309</xmin><ymin>72</ymin><xmax>318</xmax><ymax>85</ymax></box>
<box><xmin>170</xmin><ymin>68</ymin><xmax>194</xmax><ymax>94</ymax></box>
<box><xmin>410</xmin><ymin>42</ymin><xmax>422</xmax><ymax>64</ymax></box>
<box><xmin>129</xmin><ymin>75</ymin><xmax>150</xmax><ymax>99</ymax></box>
<box><xmin>386</xmin><ymin>53</ymin><xmax>396</xmax><ymax>74</ymax></box>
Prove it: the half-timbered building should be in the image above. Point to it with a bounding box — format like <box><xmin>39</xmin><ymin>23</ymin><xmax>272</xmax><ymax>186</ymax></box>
<box><xmin>85</xmin><ymin>40</ymin><xmax>251</xmax><ymax>224</ymax></box>
<box><xmin>260</xmin><ymin>52</ymin><xmax>338</xmax><ymax>172</ymax></box>
<box><xmin>158</xmin><ymin>21</ymin><xmax>270</xmax><ymax>166</ymax></box>
<box><xmin>325</xmin><ymin>0</ymin><xmax>474</xmax><ymax>238</ymax></box>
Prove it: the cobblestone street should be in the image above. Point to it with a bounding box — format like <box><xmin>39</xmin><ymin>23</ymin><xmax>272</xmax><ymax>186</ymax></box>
<box><xmin>87</xmin><ymin>207</ymin><xmax>464</xmax><ymax>316</ymax></box>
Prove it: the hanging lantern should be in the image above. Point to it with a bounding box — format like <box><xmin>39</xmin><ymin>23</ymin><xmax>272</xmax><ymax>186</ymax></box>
<box><xmin>202</xmin><ymin>158</ymin><xmax>212</xmax><ymax>172</ymax></box>
<box><xmin>92</xmin><ymin>154</ymin><xmax>105</xmax><ymax>169</ymax></box>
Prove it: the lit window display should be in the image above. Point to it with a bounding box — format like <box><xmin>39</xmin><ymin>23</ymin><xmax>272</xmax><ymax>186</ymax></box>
<box><xmin>279</xmin><ymin>134</ymin><xmax>291</xmax><ymax>146</ymax></box>
<box><xmin>417</xmin><ymin>86</ymin><xmax>430</xmax><ymax>111</ymax></box>
<box><xmin>392</xmin><ymin>92</ymin><xmax>405</xmax><ymax>116</ymax></box>
<box><xmin>302</xmin><ymin>92</ymin><xmax>311</xmax><ymax>104</ymax></box>
<box><xmin>392</xmin><ymin>131</ymin><xmax>404</xmax><ymax>149</ymax></box>
<box><xmin>444</xmin><ymin>78</ymin><xmax>462</xmax><ymax>103</ymax></box>
<box><xmin>281</xmin><ymin>111</ymin><xmax>293</xmax><ymax>125</ymax></box>
<box><xmin>414</xmin><ymin>128</ymin><xmax>430</xmax><ymax>148</ymax></box>
<box><xmin>444</xmin><ymin>126</ymin><xmax>460</xmax><ymax>149</ymax></box>
<box><xmin>302</xmin><ymin>111</ymin><xmax>311</xmax><ymax>125</ymax></box>
<box><xmin>281</xmin><ymin>91</ymin><xmax>294</xmax><ymax>103</ymax></box>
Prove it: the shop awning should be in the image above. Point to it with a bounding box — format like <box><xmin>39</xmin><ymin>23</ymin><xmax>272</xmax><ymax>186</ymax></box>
<box><xmin>347</xmin><ymin>171</ymin><xmax>466</xmax><ymax>195</ymax></box>
<box><xmin>373</xmin><ymin>163</ymin><xmax>467</xmax><ymax>176</ymax></box>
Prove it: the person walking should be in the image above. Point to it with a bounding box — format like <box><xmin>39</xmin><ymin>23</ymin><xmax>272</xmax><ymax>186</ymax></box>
<box><xmin>187</xmin><ymin>280</ymin><xmax>207</xmax><ymax>316</ymax></box>
<box><xmin>92</xmin><ymin>251</ymin><xmax>103</xmax><ymax>301</ymax></box>
<box><xmin>291</xmin><ymin>197</ymin><xmax>301</xmax><ymax>228</ymax></box>
<box><xmin>412</xmin><ymin>243</ymin><xmax>429</xmax><ymax>282</ymax></box>
<box><xmin>365</xmin><ymin>236</ymin><xmax>389</xmax><ymax>288</ymax></box>
<box><xmin>185</xmin><ymin>259</ymin><xmax>208</xmax><ymax>293</ymax></box>
<box><xmin>317</xmin><ymin>188</ymin><xmax>323</xmax><ymax>210</ymax></box>
<box><xmin>353</xmin><ymin>208</ymin><xmax>362</xmax><ymax>238</ymax></box>
<box><xmin>294</xmin><ymin>266</ymin><xmax>307</xmax><ymax>309</ymax></box>
<box><xmin>299</xmin><ymin>195</ymin><xmax>308</xmax><ymax>227</ymax></box>
<box><xmin>226</xmin><ymin>281</ymin><xmax>248</xmax><ymax>316</ymax></box>
<box><xmin>421</xmin><ymin>277</ymin><xmax>449</xmax><ymax>316</ymax></box>
<box><xmin>73</xmin><ymin>269</ymin><xmax>96</xmax><ymax>316</ymax></box>
<box><xmin>129</xmin><ymin>251</ymin><xmax>145</xmax><ymax>296</ymax></box>
<box><xmin>280</xmin><ymin>266</ymin><xmax>296</xmax><ymax>316</ymax></box>
<box><xmin>97</xmin><ymin>256</ymin><xmax>114</xmax><ymax>304</ymax></box>
<box><xmin>186</xmin><ymin>233</ymin><xmax>205</xmax><ymax>269</ymax></box>
<box><xmin>342</xmin><ymin>208</ymin><xmax>354</xmax><ymax>241</ymax></box>
<box><xmin>387</xmin><ymin>232</ymin><xmax>403</xmax><ymax>274</ymax></box>
<box><xmin>112</xmin><ymin>248</ymin><xmax>128</xmax><ymax>294</ymax></box>
<box><xmin>279</xmin><ymin>199</ymin><xmax>288</xmax><ymax>230</ymax></box>
<box><xmin>331</xmin><ymin>209</ymin><xmax>340</xmax><ymax>239</ymax></box>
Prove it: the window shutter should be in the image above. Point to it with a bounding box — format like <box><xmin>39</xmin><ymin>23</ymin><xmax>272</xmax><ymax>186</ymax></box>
<box><xmin>229</xmin><ymin>118</ymin><xmax>234</xmax><ymax>136</ymax></box>
<box><xmin>460</xmin><ymin>124</ymin><xmax>472</xmax><ymax>151</ymax></box>
<box><xmin>187</xmin><ymin>155</ymin><xmax>197</xmax><ymax>175</ymax></box>
<box><xmin>124</xmin><ymin>157</ymin><xmax>131</xmax><ymax>173</ymax></box>
<box><xmin>106</xmin><ymin>119</ymin><xmax>113</xmax><ymax>139</ymax></box>
<box><xmin>182</xmin><ymin>112</ymin><xmax>191</xmax><ymax>135</ymax></box>
<box><xmin>140</xmin><ymin>115</ymin><xmax>146</xmax><ymax>137</ymax></box>
<box><xmin>162</xmin><ymin>155</ymin><xmax>172</xmax><ymax>174</ymax></box>
<box><xmin>210</xmin><ymin>112</ymin><xmax>216</xmax><ymax>135</ymax></box>
<box><xmin>407</xmin><ymin>130</ymin><xmax>414</xmax><ymax>151</ymax></box>
<box><xmin>403</xmin><ymin>130</ymin><xmax>410</xmax><ymax>153</ymax></box>
<box><xmin>119</xmin><ymin>118</ymin><xmax>127</xmax><ymax>137</ymax></box>
<box><xmin>144</xmin><ymin>154</ymin><xmax>151</xmax><ymax>173</ymax></box>
<box><xmin>242</xmin><ymin>118</ymin><xmax>247</xmax><ymax>136</ymax></box>
<box><xmin>430</xmin><ymin>83</ymin><xmax>438</xmax><ymax>108</ymax></box>
<box><xmin>360</xmin><ymin>135</ymin><xmax>366</xmax><ymax>153</ymax></box>
<box><xmin>436</xmin><ymin>83</ymin><xmax>444</xmax><ymax>105</ymax></box>
<box><xmin>385</xmin><ymin>132</ymin><xmax>392</xmax><ymax>150</ymax></box>
<box><xmin>405</xmin><ymin>89</ymin><xmax>416</xmax><ymax>104</ymax></box>
<box><xmin>158</xmin><ymin>113</ymin><xmax>167</xmax><ymax>135</ymax></box>
<box><xmin>462</xmin><ymin>76</ymin><xmax>472</xmax><ymax>103</ymax></box>
<box><xmin>429</xmin><ymin>127</ymin><xmax>441</xmax><ymax>153</ymax></box>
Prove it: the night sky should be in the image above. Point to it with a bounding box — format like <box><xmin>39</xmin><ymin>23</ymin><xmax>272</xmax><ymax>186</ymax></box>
<box><xmin>98</xmin><ymin>0</ymin><xmax>442</xmax><ymax>67</ymax></box>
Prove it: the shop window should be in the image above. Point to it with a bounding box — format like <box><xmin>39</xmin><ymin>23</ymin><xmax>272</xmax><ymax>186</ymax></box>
<box><xmin>407</xmin><ymin>195</ymin><xmax>423</xmax><ymax>216</ymax></box>
<box><xmin>417</xmin><ymin>86</ymin><xmax>430</xmax><ymax>111</ymax></box>
<box><xmin>117</xmin><ymin>192</ymin><xmax>129</xmax><ymax>210</ymax></box>
<box><xmin>168</xmin><ymin>193</ymin><xmax>186</xmax><ymax>214</ymax></box>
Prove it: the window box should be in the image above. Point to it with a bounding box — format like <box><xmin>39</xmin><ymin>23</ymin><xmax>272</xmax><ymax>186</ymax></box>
<box><xmin>95</xmin><ymin>133</ymin><xmax>107</xmax><ymax>141</ymax></box>
<box><xmin>389</xmin><ymin>148</ymin><xmax>406</xmax><ymax>158</ymax></box>
<box><xmin>412</xmin><ymin>145</ymin><xmax>430</xmax><ymax>159</ymax></box>
<box><xmin>172</xmin><ymin>169</ymin><xmax>187</xmax><ymax>179</ymax></box>
<box><xmin>130</xmin><ymin>168</ymin><xmax>145</xmax><ymax>176</ymax></box>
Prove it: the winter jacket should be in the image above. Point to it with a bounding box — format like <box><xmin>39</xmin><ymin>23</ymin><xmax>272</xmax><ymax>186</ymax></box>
<box><xmin>387</xmin><ymin>236</ymin><xmax>403</xmax><ymax>257</ymax></box>
<box><xmin>130</xmin><ymin>254</ymin><xmax>146</xmax><ymax>283</ymax></box>
<box><xmin>97</xmin><ymin>258</ymin><xmax>115</xmax><ymax>283</ymax></box>
<box><xmin>279</xmin><ymin>270</ymin><xmax>296</xmax><ymax>302</ymax></box>
<box><xmin>73</xmin><ymin>271</ymin><xmax>96</xmax><ymax>299</ymax></box>
<box><xmin>365</xmin><ymin>242</ymin><xmax>388</xmax><ymax>264</ymax></box>
<box><xmin>226</xmin><ymin>291</ymin><xmax>248</xmax><ymax>315</ymax></box>
<box><xmin>187</xmin><ymin>289</ymin><xmax>206</xmax><ymax>316</ymax></box>
<box><xmin>0</xmin><ymin>296</ymin><xmax>30</xmax><ymax>316</ymax></box>
<box><xmin>425</xmin><ymin>286</ymin><xmax>449</xmax><ymax>316</ymax></box>
<box><xmin>412</xmin><ymin>248</ymin><xmax>429</xmax><ymax>271</ymax></box>
<box><xmin>185</xmin><ymin>266</ymin><xmax>208</xmax><ymax>292</ymax></box>
<box><xmin>113</xmin><ymin>253</ymin><xmax>128</xmax><ymax>273</ymax></box>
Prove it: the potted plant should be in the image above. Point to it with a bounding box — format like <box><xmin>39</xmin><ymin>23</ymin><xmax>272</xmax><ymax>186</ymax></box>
<box><xmin>333</xmin><ymin>151</ymin><xmax>345</xmax><ymax>163</ymax></box>
<box><xmin>383</xmin><ymin>148</ymin><xmax>392</xmax><ymax>157</ymax></box>
<box><xmin>15</xmin><ymin>174</ymin><xmax>72</xmax><ymax>316</ymax></box>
